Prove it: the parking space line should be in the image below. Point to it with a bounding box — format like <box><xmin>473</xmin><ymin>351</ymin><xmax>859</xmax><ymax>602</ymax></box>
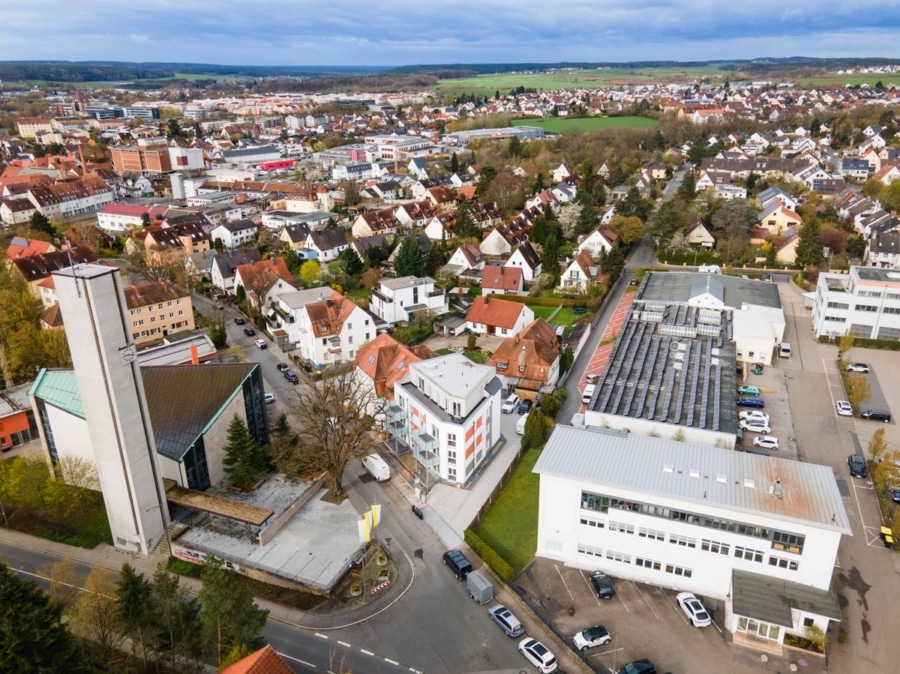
<box><xmin>555</xmin><ymin>564</ymin><xmax>575</xmax><ymax>602</ymax></box>
<box><xmin>630</xmin><ymin>581</ymin><xmax>660</xmax><ymax>621</ymax></box>
<box><xmin>581</xmin><ymin>572</ymin><xmax>628</xmax><ymax>612</ymax></box>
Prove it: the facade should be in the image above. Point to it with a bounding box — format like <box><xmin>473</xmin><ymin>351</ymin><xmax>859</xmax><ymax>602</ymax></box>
<box><xmin>210</xmin><ymin>249</ymin><xmax>262</xmax><ymax>295</ymax></box>
<box><xmin>534</xmin><ymin>425</ymin><xmax>849</xmax><ymax>646</ymax></box>
<box><xmin>465</xmin><ymin>295</ymin><xmax>534</xmax><ymax>337</ymax></box>
<box><xmin>353</xmin><ymin>333</ymin><xmax>435</xmax><ymax>415</ymax></box>
<box><xmin>577</xmin><ymin>225</ymin><xmax>618</xmax><ymax>257</ymax></box>
<box><xmin>123</xmin><ymin>282</ymin><xmax>194</xmax><ymax>346</ymax></box>
<box><xmin>111</xmin><ymin>139</ymin><xmax>173</xmax><ymax>175</ymax></box>
<box><xmin>97</xmin><ymin>203</ymin><xmax>167</xmax><ymax>233</ymax></box>
<box><xmin>488</xmin><ymin>318</ymin><xmax>561</xmax><ymax>398</ymax></box>
<box><xmin>0</xmin><ymin>382</ymin><xmax>37</xmax><ymax>452</ymax></box>
<box><xmin>559</xmin><ymin>250</ymin><xmax>597</xmax><ymax>292</ymax></box>
<box><xmin>370</xmin><ymin>276</ymin><xmax>449</xmax><ymax>325</ymax></box>
<box><xmin>27</xmin><ymin>177</ymin><xmax>114</xmax><ymax>219</ymax></box>
<box><xmin>388</xmin><ymin>353</ymin><xmax>502</xmax><ymax>485</ymax></box>
<box><xmin>811</xmin><ymin>266</ymin><xmax>900</xmax><ymax>341</ymax></box>
<box><xmin>211</xmin><ymin>219</ymin><xmax>258</xmax><ymax>250</ymax></box>
<box><xmin>505</xmin><ymin>242</ymin><xmax>542</xmax><ymax>281</ymax></box>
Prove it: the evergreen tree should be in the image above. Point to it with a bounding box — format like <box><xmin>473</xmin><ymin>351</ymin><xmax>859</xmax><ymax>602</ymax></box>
<box><xmin>222</xmin><ymin>414</ymin><xmax>267</xmax><ymax>490</ymax></box>
<box><xmin>677</xmin><ymin>170</ymin><xmax>697</xmax><ymax>202</ymax></box>
<box><xmin>617</xmin><ymin>187</ymin><xmax>651</xmax><ymax>221</ymax></box>
<box><xmin>575</xmin><ymin>205</ymin><xmax>598</xmax><ymax>237</ymax></box>
<box><xmin>541</xmin><ymin>224</ymin><xmax>561</xmax><ymax>280</ymax></box>
<box><xmin>198</xmin><ymin>557</ymin><xmax>269</xmax><ymax>667</ymax></box>
<box><xmin>29</xmin><ymin>211</ymin><xmax>55</xmax><ymax>237</ymax></box>
<box><xmin>532</xmin><ymin>171</ymin><xmax>545</xmax><ymax>194</ymax></box>
<box><xmin>522</xmin><ymin>410</ymin><xmax>552</xmax><ymax>450</ymax></box>
<box><xmin>603</xmin><ymin>246</ymin><xmax>626</xmax><ymax>282</ymax></box>
<box><xmin>151</xmin><ymin>564</ymin><xmax>202</xmax><ymax>671</ymax></box>
<box><xmin>339</xmin><ymin>246</ymin><xmax>363</xmax><ymax>277</ymax></box>
<box><xmin>0</xmin><ymin>563</ymin><xmax>83</xmax><ymax>672</ymax></box>
<box><xmin>765</xmin><ymin>243</ymin><xmax>777</xmax><ymax>268</ymax></box>
<box><xmin>450</xmin><ymin>152</ymin><xmax>459</xmax><ymax>174</ymax></box>
<box><xmin>115</xmin><ymin>563</ymin><xmax>156</xmax><ymax>667</ymax></box>
<box><xmin>453</xmin><ymin>201</ymin><xmax>480</xmax><ymax>239</ymax></box>
<box><xmin>530</xmin><ymin>211</ymin><xmax>549</xmax><ymax>247</ymax></box>
<box><xmin>795</xmin><ymin>218</ymin><xmax>824</xmax><ymax>269</ymax></box>
<box><xmin>424</xmin><ymin>238</ymin><xmax>449</xmax><ymax>277</ymax></box>
<box><xmin>394</xmin><ymin>235</ymin><xmax>425</xmax><ymax>277</ymax></box>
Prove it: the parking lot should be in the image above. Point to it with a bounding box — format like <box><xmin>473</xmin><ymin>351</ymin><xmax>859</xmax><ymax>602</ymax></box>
<box><xmin>734</xmin><ymin>360</ymin><xmax>798</xmax><ymax>459</ymax></box>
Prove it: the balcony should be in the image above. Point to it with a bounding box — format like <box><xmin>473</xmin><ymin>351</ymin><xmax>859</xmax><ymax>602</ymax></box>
<box><xmin>386</xmin><ymin>404</ymin><xmax>407</xmax><ymax>438</ymax></box>
<box><xmin>412</xmin><ymin>431</ymin><xmax>440</xmax><ymax>469</ymax></box>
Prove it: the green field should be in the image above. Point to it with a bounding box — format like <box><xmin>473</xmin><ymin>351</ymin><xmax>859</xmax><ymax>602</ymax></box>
<box><xmin>794</xmin><ymin>73</ymin><xmax>900</xmax><ymax>88</ymax></box>
<box><xmin>436</xmin><ymin>65</ymin><xmax>738</xmax><ymax>96</ymax></box>
<box><xmin>512</xmin><ymin>116</ymin><xmax>658</xmax><ymax>132</ymax></box>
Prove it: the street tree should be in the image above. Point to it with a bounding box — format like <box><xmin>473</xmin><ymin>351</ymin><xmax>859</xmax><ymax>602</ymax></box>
<box><xmin>151</xmin><ymin>563</ymin><xmax>203</xmax><ymax>671</ymax></box>
<box><xmin>116</xmin><ymin>563</ymin><xmax>155</xmax><ymax>668</ymax></box>
<box><xmin>198</xmin><ymin>556</ymin><xmax>269</xmax><ymax>666</ymax></box>
<box><xmin>0</xmin><ymin>563</ymin><xmax>84</xmax><ymax>672</ymax></box>
<box><xmin>272</xmin><ymin>366</ymin><xmax>381</xmax><ymax>497</ymax></box>
<box><xmin>222</xmin><ymin>414</ymin><xmax>269</xmax><ymax>490</ymax></box>
<box><xmin>394</xmin><ymin>235</ymin><xmax>425</xmax><ymax>277</ymax></box>
<box><xmin>839</xmin><ymin>330</ymin><xmax>856</xmax><ymax>360</ymax></box>
<box><xmin>66</xmin><ymin>567</ymin><xmax>123</xmax><ymax>663</ymax></box>
<box><xmin>36</xmin><ymin>556</ymin><xmax>80</xmax><ymax>608</ymax></box>
<box><xmin>846</xmin><ymin>373</ymin><xmax>872</xmax><ymax>411</ymax></box>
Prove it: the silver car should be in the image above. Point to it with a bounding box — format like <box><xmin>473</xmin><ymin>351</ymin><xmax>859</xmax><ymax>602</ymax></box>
<box><xmin>487</xmin><ymin>604</ymin><xmax>525</xmax><ymax>638</ymax></box>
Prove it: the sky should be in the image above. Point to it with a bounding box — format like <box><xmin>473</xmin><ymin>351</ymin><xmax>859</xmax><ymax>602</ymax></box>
<box><xmin>4</xmin><ymin>1</ymin><xmax>900</xmax><ymax>67</ymax></box>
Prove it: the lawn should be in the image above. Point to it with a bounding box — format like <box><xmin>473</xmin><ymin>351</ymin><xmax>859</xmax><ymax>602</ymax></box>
<box><xmin>512</xmin><ymin>116</ymin><xmax>658</xmax><ymax>132</ymax></box>
<box><xmin>795</xmin><ymin>73</ymin><xmax>900</xmax><ymax>88</ymax></box>
<box><xmin>473</xmin><ymin>448</ymin><xmax>542</xmax><ymax>575</ymax></box>
<box><xmin>531</xmin><ymin>305</ymin><xmax>582</xmax><ymax>327</ymax></box>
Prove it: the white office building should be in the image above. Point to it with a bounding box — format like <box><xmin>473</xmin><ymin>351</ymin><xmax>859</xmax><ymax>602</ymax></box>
<box><xmin>811</xmin><ymin>266</ymin><xmax>900</xmax><ymax>341</ymax></box>
<box><xmin>534</xmin><ymin>425</ymin><xmax>850</xmax><ymax>647</ymax></box>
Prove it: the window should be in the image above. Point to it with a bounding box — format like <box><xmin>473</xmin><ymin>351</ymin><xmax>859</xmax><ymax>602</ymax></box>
<box><xmin>701</xmin><ymin>539</ymin><xmax>730</xmax><ymax>555</ymax></box>
<box><xmin>772</xmin><ymin>531</ymin><xmax>805</xmax><ymax>554</ymax></box>
<box><xmin>635</xmin><ymin>557</ymin><xmax>661</xmax><ymax>570</ymax></box>
<box><xmin>669</xmin><ymin>534</ymin><xmax>696</xmax><ymax>548</ymax></box>
<box><xmin>638</xmin><ymin>528</ymin><xmax>665</xmax><ymax>541</ymax></box>
<box><xmin>447</xmin><ymin>433</ymin><xmax>456</xmax><ymax>447</ymax></box>
<box><xmin>608</xmin><ymin>521</ymin><xmax>634</xmax><ymax>535</ymax></box>
<box><xmin>447</xmin><ymin>466</ymin><xmax>456</xmax><ymax>479</ymax></box>
<box><xmin>855</xmin><ymin>304</ymin><xmax>877</xmax><ymax>312</ymax></box>
<box><xmin>581</xmin><ymin>492</ymin><xmax>609</xmax><ymax>513</ymax></box>
<box><xmin>605</xmin><ymin>550</ymin><xmax>631</xmax><ymax>564</ymax></box>
<box><xmin>827</xmin><ymin>301</ymin><xmax>850</xmax><ymax>309</ymax></box>
<box><xmin>579</xmin><ymin>517</ymin><xmax>605</xmax><ymax>528</ymax></box>
<box><xmin>447</xmin><ymin>449</ymin><xmax>456</xmax><ymax>464</ymax></box>
<box><xmin>578</xmin><ymin>544</ymin><xmax>603</xmax><ymax>557</ymax></box>
<box><xmin>664</xmin><ymin>564</ymin><xmax>692</xmax><ymax>578</ymax></box>
<box><xmin>348</xmin><ymin>336</ymin><xmax>353</xmax><ymax>345</ymax></box>
<box><xmin>734</xmin><ymin>546</ymin><xmax>764</xmax><ymax>563</ymax></box>
<box><xmin>768</xmin><ymin>556</ymin><xmax>799</xmax><ymax>571</ymax></box>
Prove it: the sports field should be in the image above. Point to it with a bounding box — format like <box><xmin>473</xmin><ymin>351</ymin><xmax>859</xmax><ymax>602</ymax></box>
<box><xmin>512</xmin><ymin>116</ymin><xmax>658</xmax><ymax>132</ymax></box>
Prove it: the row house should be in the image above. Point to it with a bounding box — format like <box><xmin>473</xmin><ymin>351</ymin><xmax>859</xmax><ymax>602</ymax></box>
<box><xmin>96</xmin><ymin>203</ymin><xmax>168</xmax><ymax>232</ymax></box>
<box><xmin>394</xmin><ymin>200</ymin><xmax>437</xmax><ymax>229</ymax></box>
<box><xmin>10</xmin><ymin>246</ymin><xmax>98</xmax><ymax>298</ymax></box>
<box><xmin>0</xmin><ymin>197</ymin><xmax>37</xmax><ymax>225</ymax></box>
<box><xmin>352</xmin><ymin>207</ymin><xmax>402</xmax><ymax>238</ymax></box>
<box><xmin>27</xmin><ymin>176</ymin><xmax>114</xmax><ymax>220</ymax></box>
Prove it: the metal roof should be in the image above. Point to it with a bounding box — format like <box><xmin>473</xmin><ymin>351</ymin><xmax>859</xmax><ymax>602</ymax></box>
<box><xmin>30</xmin><ymin>369</ymin><xmax>84</xmax><ymax>418</ymax></box>
<box><xmin>534</xmin><ymin>425</ymin><xmax>852</xmax><ymax>534</ymax></box>
<box><xmin>640</xmin><ymin>272</ymin><xmax>782</xmax><ymax>310</ymax></box>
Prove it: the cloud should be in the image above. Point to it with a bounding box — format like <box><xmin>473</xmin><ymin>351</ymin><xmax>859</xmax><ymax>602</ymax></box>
<box><xmin>3</xmin><ymin>1</ymin><xmax>900</xmax><ymax>65</ymax></box>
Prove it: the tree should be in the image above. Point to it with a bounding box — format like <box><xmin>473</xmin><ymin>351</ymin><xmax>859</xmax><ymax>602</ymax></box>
<box><xmin>271</xmin><ymin>367</ymin><xmax>381</xmax><ymax>497</ymax></box>
<box><xmin>0</xmin><ymin>563</ymin><xmax>83</xmax><ymax>672</ymax></box>
<box><xmin>649</xmin><ymin>199</ymin><xmax>688</xmax><ymax>242</ymax></box>
<box><xmin>602</xmin><ymin>246</ymin><xmax>626</xmax><ymax>282</ymax></box>
<box><xmin>541</xmin><ymin>224</ymin><xmax>561</xmax><ymax>281</ymax></box>
<box><xmin>341</xmin><ymin>180</ymin><xmax>360</xmax><ymax>207</ymax></box>
<box><xmin>846</xmin><ymin>373</ymin><xmax>871</xmax><ymax>411</ymax></box>
<box><xmin>300</xmin><ymin>259</ymin><xmax>321</xmax><ymax>286</ymax></box>
<box><xmin>484</xmin><ymin>171</ymin><xmax>525</xmax><ymax>212</ymax></box>
<box><xmin>239</xmin><ymin>265</ymin><xmax>281</xmax><ymax>313</ymax></box>
<box><xmin>839</xmin><ymin>330</ymin><xmax>856</xmax><ymax>360</ymax></box>
<box><xmin>764</xmin><ymin>242</ymin><xmax>777</xmax><ymax>268</ymax></box>
<box><xmin>29</xmin><ymin>211</ymin><xmax>55</xmax><ymax>237</ymax></box>
<box><xmin>453</xmin><ymin>201</ymin><xmax>480</xmax><ymax>240</ymax></box>
<box><xmin>394</xmin><ymin>235</ymin><xmax>425</xmax><ymax>277</ymax></box>
<box><xmin>209</xmin><ymin>317</ymin><xmax>228</xmax><ymax>349</ymax></box>
<box><xmin>151</xmin><ymin>563</ymin><xmax>203</xmax><ymax>671</ymax></box>
<box><xmin>222</xmin><ymin>414</ymin><xmax>269</xmax><ymax>490</ymax></box>
<box><xmin>140</xmin><ymin>212</ymin><xmax>152</xmax><ymax>228</ymax></box>
<box><xmin>575</xmin><ymin>204</ymin><xmax>598</xmax><ymax>237</ymax></box>
<box><xmin>710</xmin><ymin>199</ymin><xmax>757</xmax><ymax>234</ymax></box>
<box><xmin>339</xmin><ymin>246</ymin><xmax>363</xmax><ymax>277</ymax></box>
<box><xmin>476</xmin><ymin>165</ymin><xmax>497</xmax><ymax>197</ymax></box>
<box><xmin>116</xmin><ymin>563</ymin><xmax>155</xmax><ymax>668</ymax></box>
<box><xmin>450</xmin><ymin>152</ymin><xmax>459</xmax><ymax>174</ymax></box>
<box><xmin>522</xmin><ymin>409</ymin><xmax>552</xmax><ymax>450</ymax></box>
<box><xmin>67</xmin><ymin>567</ymin><xmax>123</xmax><ymax>662</ymax></box>
<box><xmin>559</xmin><ymin>345</ymin><xmax>574</xmax><ymax>377</ymax></box>
<box><xmin>795</xmin><ymin>218</ymin><xmax>824</xmax><ymax>269</ymax></box>
<box><xmin>37</xmin><ymin>557</ymin><xmax>80</xmax><ymax>608</ymax></box>
<box><xmin>609</xmin><ymin>215</ymin><xmax>646</xmax><ymax>245</ymax></box>
<box><xmin>617</xmin><ymin>187</ymin><xmax>651</xmax><ymax>221</ymax></box>
<box><xmin>677</xmin><ymin>169</ymin><xmax>697</xmax><ymax>202</ymax></box>
<box><xmin>198</xmin><ymin>556</ymin><xmax>269</xmax><ymax>666</ymax></box>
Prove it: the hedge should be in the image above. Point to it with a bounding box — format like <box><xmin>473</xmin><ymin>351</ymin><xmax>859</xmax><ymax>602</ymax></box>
<box><xmin>464</xmin><ymin>528</ymin><xmax>516</xmax><ymax>583</ymax></box>
<box><xmin>852</xmin><ymin>337</ymin><xmax>900</xmax><ymax>351</ymax></box>
<box><xmin>658</xmin><ymin>250</ymin><xmax>721</xmax><ymax>265</ymax></box>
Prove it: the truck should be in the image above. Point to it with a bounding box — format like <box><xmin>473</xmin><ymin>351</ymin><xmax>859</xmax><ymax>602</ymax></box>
<box><xmin>362</xmin><ymin>454</ymin><xmax>391</xmax><ymax>482</ymax></box>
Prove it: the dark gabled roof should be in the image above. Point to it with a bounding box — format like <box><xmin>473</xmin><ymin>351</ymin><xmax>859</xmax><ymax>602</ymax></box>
<box><xmin>215</xmin><ymin>218</ymin><xmax>257</xmax><ymax>234</ymax></box>
<box><xmin>281</xmin><ymin>222</ymin><xmax>311</xmax><ymax>243</ymax></box>
<box><xmin>212</xmin><ymin>249</ymin><xmax>262</xmax><ymax>278</ymax></box>
<box><xmin>12</xmin><ymin>246</ymin><xmax>98</xmax><ymax>281</ymax></box>
<box><xmin>142</xmin><ymin>363</ymin><xmax>257</xmax><ymax>461</ymax></box>
<box><xmin>309</xmin><ymin>227</ymin><xmax>348</xmax><ymax>251</ymax></box>
<box><xmin>512</xmin><ymin>241</ymin><xmax>540</xmax><ymax>269</ymax></box>
<box><xmin>124</xmin><ymin>281</ymin><xmax>190</xmax><ymax>309</ymax></box>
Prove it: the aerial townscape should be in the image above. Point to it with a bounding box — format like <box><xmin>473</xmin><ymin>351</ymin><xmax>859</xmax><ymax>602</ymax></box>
<box><xmin>4</xmin><ymin>5</ymin><xmax>900</xmax><ymax>674</ymax></box>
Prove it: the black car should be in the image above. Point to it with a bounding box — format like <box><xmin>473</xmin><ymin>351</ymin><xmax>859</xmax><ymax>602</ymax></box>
<box><xmin>276</xmin><ymin>363</ymin><xmax>290</xmax><ymax>372</ymax></box>
<box><xmin>233</xmin><ymin>317</ymin><xmax>246</xmax><ymax>325</ymax></box>
<box><xmin>848</xmin><ymin>454</ymin><xmax>868</xmax><ymax>479</ymax></box>
<box><xmin>617</xmin><ymin>659</ymin><xmax>656</xmax><ymax>674</ymax></box>
<box><xmin>589</xmin><ymin>570</ymin><xmax>614</xmax><ymax>599</ymax></box>
<box><xmin>243</xmin><ymin>327</ymin><xmax>256</xmax><ymax>336</ymax></box>
<box><xmin>861</xmin><ymin>409</ymin><xmax>892</xmax><ymax>423</ymax></box>
<box><xmin>442</xmin><ymin>550</ymin><xmax>472</xmax><ymax>580</ymax></box>
<box><xmin>518</xmin><ymin>400</ymin><xmax>532</xmax><ymax>415</ymax></box>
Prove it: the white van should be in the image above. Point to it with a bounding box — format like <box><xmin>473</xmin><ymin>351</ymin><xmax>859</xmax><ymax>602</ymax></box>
<box><xmin>582</xmin><ymin>383</ymin><xmax>597</xmax><ymax>405</ymax></box>
<box><xmin>778</xmin><ymin>342</ymin><xmax>792</xmax><ymax>359</ymax></box>
<box><xmin>362</xmin><ymin>454</ymin><xmax>391</xmax><ymax>482</ymax></box>
<box><xmin>516</xmin><ymin>412</ymin><xmax>529</xmax><ymax>435</ymax></box>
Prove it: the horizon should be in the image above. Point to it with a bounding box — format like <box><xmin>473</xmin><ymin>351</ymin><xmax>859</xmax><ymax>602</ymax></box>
<box><xmin>5</xmin><ymin>1</ymin><xmax>900</xmax><ymax>67</ymax></box>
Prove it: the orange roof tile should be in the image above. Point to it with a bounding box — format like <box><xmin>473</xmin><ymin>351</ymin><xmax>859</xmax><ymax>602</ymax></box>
<box><xmin>465</xmin><ymin>295</ymin><xmax>527</xmax><ymax>330</ymax></box>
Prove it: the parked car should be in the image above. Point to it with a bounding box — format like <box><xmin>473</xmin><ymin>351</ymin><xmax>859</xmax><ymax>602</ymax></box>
<box><xmin>243</xmin><ymin>327</ymin><xmax>256</xmax><ymax>336</ymax></box>
<box><xmin>848</xmin><ymin>454</ymin><xmax>868</xmax><ymax>479</ymax></box>
<box><xmin>739</xmin><ymin>421</ymin><xmax>771</xmax><ymax>434</ymax></box>
<box><xmin>233</xmin><ymin>317</ymin><xmax>246</xmax><ymax>325</ymax></box>
<box><xmin>263</xmin><ymin>392</ymin><xmax>275</xmax><ymax>405</ymax></box>
<box><xmin>736</xmin><ymin>385</ymin><xmax>760</xmax><ymax>396</ymax></box>
<box><xmin>846</xmin><ymin>362</ymin><xmax>870</xmax><ymax>373</ymax></box>
<box><xmin>254</xmin><ymin>338</ymin><xmax>267</xmax><ymax>349</ymax></box>
<box><xmin>572</xmin><ymin>625</ymin><xmax>612</xmax><ymax>651</ymax></box>
<box><xmin>617</xmin><ymin>659</ymin><xmax>656</xmax><ymax>674</ymax></box>
<box><xmin>778</xmin><ymin>342</ymin><xmax>792</xmax><ymax>358</ymax></box>
<box><xmin>891</xmin><ymin>490</ymin><xmax>900</xmax><ymax>505</ymax></box>
<box><xmin>861</xmin><ymin>409</ymin><xmax>892</xmax><ymax>422</ymax></box>
<box><xmin>487</xmin><ymin>604</ymin><xmax>525</xmax><ymax>638</ymax></box>
<box><xmin>589</xmin><ymin>570</ymin><xmax>614</xmax><ymax>599</ymax></box>
<box><xmin>517</xmin><ymin>638</ymin><xmax>557</xmax><ymax>674</ymax></box>
<box><xmin>502</xmin><ymin>394</ymin><xmax>520</xmax><ymax>414</ymax></box>
<box><xmin>737</xmin><ymin>397</ymin><xmax>765</xmax><ymax>408</ymax></box>
<box><xmin>676</xmin><ymin>592</ymin><xmax>712</xmax><ymax>628</ymax></box>
<box><xmin>276</xmin><ymin>363</ymin><xmax>290</xmax><ymax>372</ymax></box>
<box><xmin>753</xmin><ymin>436</ymin><xmax>779</xmax><ymax>451</ymax></box>
<box><xmin>518</xmin><ymin>399</ymin><xmax>532</xmax><ymax>415</ymax></box>
<box><xmin>283</xmin><ymin>370</ymin><xmax>299</xmax><ymax>385</ymax></box>
<box><xmin>442</xmin><ymin>550</ymin><xmax>472</xmax><ymax>580</ymax></box>
<box><xmin>836</xmin><ymin>400</ymin><xmax>853</xmax><ymax>417</ymax></box>
<box><xmin>739</xmin><ymin>410</ymin><xmax>770</xmax><ymax>424</ymax></box>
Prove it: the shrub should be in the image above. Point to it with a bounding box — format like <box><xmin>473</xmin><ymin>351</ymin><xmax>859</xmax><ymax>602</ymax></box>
<box><xmin>464</xmin><ymin>528</ymin><xmax>516</xmax><ymax>583</ymax></box>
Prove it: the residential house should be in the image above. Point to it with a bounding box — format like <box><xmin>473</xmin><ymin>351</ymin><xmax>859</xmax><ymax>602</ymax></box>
<box><xmin>839</xmin><ymin>158</ymin><xmax>870</xmax><ymax>181</ymax></box>
<box><xmin>488</xmin><ymin>318</ymin><xmax>561</xmax><ymax>398</ymax></box>
<box><xmin>559</xmin><ymin>249</ymin><xmax>598</xmax><ymax>292</ymax></box>
<box><xmin>354</xmin><ymin>333</ymin><xmax>435</xmax><ymax>415</ymax></box>
<box><xmin>758</xmin><ymin>202</ymin><xmax>803</xmax><ymax>237</ymax></box>
<box><xmin>388</xmin><ymin>353</ymin><xmax>502</xmax><ymax>485</ymax></box>
<box><xmin>757</xmin><ymin>187</ymin><xmax>799</xmax><ymax>212</ymax></box>
<box><xmin>424</xmin><ymin>186</ymin><xmax>458</xmax><ymax>212</ymax></box>
<box><xmin>6</xmin><ymin>236</ymin><xmax>56</xmax><ymax>260</ymax></box>
<box><xmin>185</xmin><ymin>248</ymin><xmax>217</xmax><ymax>282</ymax></box>
<box><xmin>133</xmin><ymin>220</ymin><xmax>211</xmax><ymax>267</ymax></box>
<box><xmin>279</xmin><ymin>222</ymin><xmax>312</xmax><ymax>251</ymax></box>
<box><xmin>394</xmin><ymin>200</ymin><xmax>436</xmax><ymax>229</ymax></box>
<box><xmin>577</xmin><ymin>224</ymin><xmax>618</xmax><ymax>257</ymax></box>
<box><xmin>552</xmin><ymin>163</ymin><xmax>574</xmax><ymax>183</ymax></box>
<box><xmin>0</xmin><ymin>197</ymin><xmax>38</xmax><ymax>225</ymax></box>
<box><xmin>481</xmin><ymin>265</ymin><xmax>524</xmax><ymax>296</ymax></box>
<box><xmin>866</xmin><ymin>230</ymin><xmax>900</xmax><ymax>268</ymax></box>
<box><xmin>210</xmin><ymin>249</ymin><xmax>262</xmax><ymax>295</ymax></box>
<box><xmin>123</xmin><ymin>281</ymin><xmax>195</xmax><ymax>346</ymax></box>
<box><xmin>684</xmin><ymin>219</ymin><xmax>716</xmax><ymax>249</ymax></box>
<box><xmin>370</xmin><ymin>276</ymin><xmax>449</xmax><ymax>324</ymax></box>
<box><xmin>27</xmin><ymin>176</ymin><xmax>114</xmax><ymax>220</ymax></box>
<box><xmin>505</xmin><ymin>242</ymin><xmax>542</xmax><ymax>281</ymax></box>
<box><xmin>464</xmin><ymin>295</ymin><xmax>534</xmax><ymax>337</ymax></box>
<box><xmin>210</xmin><ymin>218</ymin><xmax>258</xmax><ymax>250</ymax></box>
<box><xmin>407</xmin><ymin>157</ymin><xmax>430</xmax><ymax>180</ymax></box>
<box><xmin>352</xmin><ymin>208</ymin><xmax>402</xmax><ymax>238</ymax></box>
<box><xmin>444</xmin><ymin>242</ymin><xmax>485</xmax><ymax>275</ymax></box>
<box><xmin>10</xmin><ymin>246</ymin><xmax>98</xmax><ymax>297</ymax></box>
<box><xmin>350</xmin><ymin>233</ymin><xmax>392</xmax><ymax>265</ymax></box>
<box><xmin>96</xmin><ymin>203</ymin><xmax>167</xmax><ymax>233</ymax></box>
<box><xmin>0</xmin><ymin>382</ymin><xmax>38</xmax><ymax>452</ymax></box>
<box><xmin>305</xmin><ymin>228</ymin><xmax>349</xmax><ymax>262</ymax></box>
<box><xmin>234</xmin><ymin>258</ymin><xmax>296</xmax><ymax>310</ymax></box>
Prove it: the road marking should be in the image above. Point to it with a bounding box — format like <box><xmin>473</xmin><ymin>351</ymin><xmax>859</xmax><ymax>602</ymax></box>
<box><xmin>555</xmin><ymin>564</ymin><xmax>575</xmax><ymax>601</ymax></box>
<box><xmin>315</xmin><ymin>633</ymin><xmax>328</xmax><ymax>639</ymax></box>
<box><xmin>631</xmin><ymin>581</ymin><xmax>660</xmax><ymax>620</ymax></box>
<box><xmin>850</xmin><ymin>479</ymin><xmax>868</xmax><ymax>534</ymax></box>
<box><xmin>360</xmin><ymin>649</ymin><xmax>375</xmax><ymax>656</ymax></box>
<box><xmin>278</xmin><ymin>652</ymin><xmax>316</xmax><ymax>668</ymax></box>
<box><xmin>384</xmin><ymin>658</ymin><xmax>399</xmax><ymax>665</ymax></box>
<box><xmin>337</xmin><ymin>640</ymin><xmax>351</xmax><ymax>647</ymax></box>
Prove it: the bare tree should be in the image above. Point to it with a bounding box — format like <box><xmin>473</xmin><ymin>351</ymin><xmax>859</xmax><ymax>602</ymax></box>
<box><xmin>239</xmin><ymin>265</ymin><xmax>281</xmax><ymax>314</ymax></box>
<box><xmin>272</xmin><ymin>367</ymin><xmax>382</xmax><ymax>497</ymax></box>
<box><xmin>57</xmin><ymin>455</ymin><xmax>99</xmax><ymax>491</ymax></box>
<box><xmin>37</xmin><ymin>557</ymin><xmax>80</xmax><ymax>608</ymax></box>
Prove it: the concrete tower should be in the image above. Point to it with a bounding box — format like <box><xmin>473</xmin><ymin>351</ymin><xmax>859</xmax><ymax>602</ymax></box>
<box><xmin>53</xmin><ymin>264</ymin><xmax>168</xmax><ymax>554</ymax></box>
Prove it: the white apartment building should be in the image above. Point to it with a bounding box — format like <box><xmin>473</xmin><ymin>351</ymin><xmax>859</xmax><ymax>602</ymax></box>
<box><xmin>370</xmin><ymin>276</ymin><xmax>449</xmax><ymax>325</ymax></box>
<box><xmin>210</xmin><ymin>219</ymin><xmax>258</xmax><ymax>250</ymax></box>
<box><xmin>811</xmin><ymin>266</ymin><xmax>900</xmax><ymax>341</ymax></box>
<box><xmin>535</xmin><ymin>425</ymin><xmax>850</xmax><ymax>647</ymax></box>
<box><xmin>388</xmin><ymin>353</ymin><xmax>502</xmax><ymax>485</ymax></box>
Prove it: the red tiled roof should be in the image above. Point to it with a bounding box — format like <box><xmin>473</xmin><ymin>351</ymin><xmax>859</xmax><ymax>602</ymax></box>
<box><xmin>465</xmin><ymin>295</ymin><xmax>527</xmax><ymax>329</ymax></box>
<box><xmin>354</xmin><ymin>333</ymin><xmax>434</xmax><ymax>399</ymax></box>
<box><xmin>481</xmin><ymin>265</ymin><xmax>523</xmax><ymax>292</ymax></box>
<box><xmin>219</xmin><ymin>645</ymin><xmax>294</xmax><ymax>674</ymax></box>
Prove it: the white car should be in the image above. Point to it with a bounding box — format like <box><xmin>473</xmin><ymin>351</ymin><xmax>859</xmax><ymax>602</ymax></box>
<box><xmin>254</xmin><ymin>338</ymin><xmax>267</xmax><ymax>350</ymax></box>
<box><xmin>518</xmin><ymin>637</ymin><xmax>557</xmax><ymax>673</ymax></box>
<box><xmin>502</xmin><ymin>394</ymin><xmax>520</xmax><ymax>414</ymax></box>
<box><xmin>739</xmin><ymin>421</ymin><xmax>771</xmax><ymax>434</ymax></box>
<box><xmin>676</xmin><ymin>592</ymin><xmax>712</xmax><ymax>628</ymax></box>
<box><xmin>836</xmin><ymin>400</ymin><xmax>853</xmax><ymax>417</ymax></box>
<box><xmin>846</xmin><ymin>362</ymin><xmax>870</xmax><ymax>373</ymax></box>
<box><xmin>573</xmin><ymin>625</ymin><xmax>612</xmax><ymax>651</ymax></box>
<box><xmin>753</xmin><ymin>435</ymin><xmax>779</xmax><ymax>451</ymax></box>
<box><xmin>263</xmin><ymin>392</ymin><xmax>275</xmax><ymax>405</ymax></box>
<box><xmin>739</xmin><ymin>410</ymin><xmax>770</xmax><ymax>424</ymax></box>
